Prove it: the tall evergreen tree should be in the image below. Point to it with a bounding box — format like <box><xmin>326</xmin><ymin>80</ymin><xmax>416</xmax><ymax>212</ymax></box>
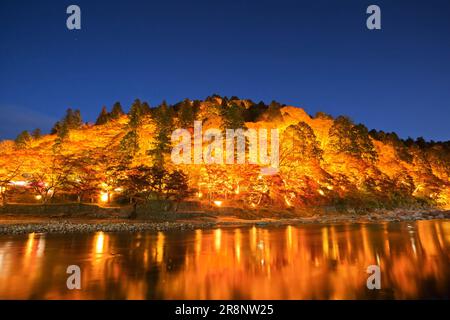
<box><xmin>244</xmin><ymin>101</ymin><xmax>267</xmax><ymax>122</ymax></box>
<box><xmin>329</xmin><ymin>116</ymin><xmax>377</xmax><ymax>162</ymax></box>
<box><xmin>119</xmin><ymin>100</ymin><xmax>143</xmax><ymax>161</ymax></box>
<box><xmin>260</xmin><ymin>100</ymin><xmax>283</xmax><ymax>121</ymax></box>
<box><xmin>221</xmin><ymin>97</ymin><xmax>229</xmax><ymax>107</ymax></box>
<box><xmin>15</xmin><ymin>130</ymin><xmax>31</xmax><ymax>149</ymax></box>
<box><xmin>329</xmin><ymin>116</ymin><xmax>357</xmax><ymax>154</ymax></box>
<box><xmin>73</xmin><ymin>109</ymin><xmax>83</xmax><ymax>128</ymax></box>
<box><xmin>64</xmin><ymin>108</ymin><xmax>83</xmax><ymax>129</ymax></box>
<box><xmin>178</xmin><ymin>99</ymin><xmax>196</xmax><ymax>128</ymax></box>
<box><xmin>315</xmin><ymin>111</ymin><xmax>333</xmax><ymax>120</ymax></box>
<box><xmin>148</xmin><ymin>101</ymin><xmax>175</xmax><ymax>167</ymax></box>
<box><xmin>31</xmin><ymin>128</ymin><xmax>42</xmax><ymax>140</ymax></box>
<box><xmin>140</xmin><ymin>102</ymin><xmax>151</xmax><ymax>116</ymax></box>
<box><xmin>282</xmin><ymin>121</ymin><xmax>322</xmax><ymax>162</ymax></box>
<box><xmin>352</xmin><ymin>123</ymin><xmax>378</xmax><ymax>162</ymax></box>
<box><xmin>221</xmin><ymin>103</ymin><xmax>246</xmax><ymax>130</ymax></box>
<box><xmin>110</xmin><ymin>102</ymin><xmax>125</xmax><ymax>119</ymax></box>
<box><xmin>51</xmin><ymin>121</ymin><xmax>62</xmax><ymax>135</ymax></box>
<box><xmin>120</xmin><ymin>130</ymin><xmax>140</xmax><ymax>158</ymax></box>
<box><xmin>128</xmin><ymin>99</ymin><xmax>143</xmax><ymax>129</ymax></box>
<box><xmin>57</xmin><ymin>122</ymin><xmax>69</xmax><ymax>141</ymax></box>
<box><xmin>51</xmin><ymin>108</ymin><xmax>83</xmax><ymax>134</ymax></box>
<box><xmin>95</xmin><ymin>106</ymin><xmax>110</xmax><ymax>125</ymax></box>
<box><xmin>192</xmin><ymin>100</ymin><xmax>201</xmax><ymax>114</ymax></box>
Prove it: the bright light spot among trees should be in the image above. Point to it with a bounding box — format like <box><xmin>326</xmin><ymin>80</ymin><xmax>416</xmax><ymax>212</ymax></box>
<box><xmin>100</xmin><ymin>192</ymin><xmax>109</xmax><ymax>203</ymax></box>
<box><xmin>11</xmin><ymin>181</ymin><xmax>27</xmax><ymax>186</ymax></box>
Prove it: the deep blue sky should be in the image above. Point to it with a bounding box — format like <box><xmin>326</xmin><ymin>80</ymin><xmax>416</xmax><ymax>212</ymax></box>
<box><xmin>0</xmin><ymin>0</ymin><xmax>449</xmax><ymax>141</ymax></box>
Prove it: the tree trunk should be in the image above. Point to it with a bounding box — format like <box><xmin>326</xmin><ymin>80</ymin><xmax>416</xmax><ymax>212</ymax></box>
<box><xmin>49</xmin><ymin>190</ymin><xmax>56</xmax><ymax>203</ymax></box>
<box><xmin>0</xmin><ymin>190</ymin><xmax>7</xmax><ymax>206</ymax></box>
<box><xmin>129</xmin><ymin>202</ymin><xmax>138</xmax><ymax>220</ymax></box>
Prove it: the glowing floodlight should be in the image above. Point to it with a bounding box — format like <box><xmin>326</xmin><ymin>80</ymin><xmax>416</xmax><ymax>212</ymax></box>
<box><xmin>100</xmin><ymin>192</ymin><xmax>109</xmax><ymax>203</ymax></box>
<box><xmin>11</xmin><ymin>181</ymin><xmax>27</xmax><ymax>187</ymax></box>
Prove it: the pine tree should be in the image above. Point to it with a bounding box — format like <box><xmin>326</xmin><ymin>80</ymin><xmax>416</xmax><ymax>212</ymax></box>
<box><xmin>282</xmin><ymin>121</ymin><xmax>322</xmax><ymax>162</ymax></box>
<box><xmin>128</xmin><ymin>99</ymin><xmax>143</xmax><ymax>129</ymax></box>
<box><xmin>73</xmin><ymin>109</ymin><xmax>83</xmax><ymax>128</ymax></box>
<box><xmin>52</xmin><ymin>108</ymin><xmax>83</xmax><ymax>134</ymax></box>
<box><xmin>64</xmin><ymin>108</ymin><xmax>82</xmax><ymax>129</ymax></box>
<box><xmin>110</xmin><ymin>102</ymin><xmax>125</xmax><ymax>119</ymax></box>
<box><xmin>221</xmin><ymin>97</ymin><xmax>229</xmax><ymax>107</ymax></box>
<box><xmin>192</xmin><ymin>100</ymin><xmax>201</xmax><ymax>114</ymax></box>
<box><xmin>65</xmin><ymin>108</ymin><xmax>75</xmax><ymax>126</ymax></box>
<box><xmin>120</xmin><ymin>130</ymin><xmax>140</xmax><ymax>158</ymax></box>
<box><xmin>15</xmin><ymin>130</ymin><xmax>31</xmax><ymax>149</ymax></box>
<box><xmin>315</xmin><ymin>111</ymin><xmax>333</xmax><ymax>120</ymax></box>
<box><xmin>119</xmin><ymin>99</ymin><xmax>144</xmax><ymax>160</ymax></box>
<box><xmin>352</xmin><ymin>124</ymin><xmax>377</xmax><ymax>162</ymax></box>
<box><xmin>140</xmin><ymin>102</ymin><xmax>151</xmax><ymax>116</ymax></box>
<box><xmin>244</xmin><ymin>101</ymin><xmax>267</xmax><ymax>122</ymax></box>
<box><xmin>57</xmin><ymin>122</ymin><xmax>69</xmax><ymax>140</ymax></box>
<box><xmin>178</xmin><ymin>99</ymin><xmax>196</xmax><ymax>128</ymax></box>
<box><xmin>31</xmin><ymin>128</ymin><xmax>42</xmax><ymax>140</ymax></box>
<box><xmin>148</xmin><ymin>101</ymin><xmax>175</xmax><ymax>167</ymax></box>
<box><xmin>52</xmin><ymin>122</ymin><xmax>70</xmax><ymax>154</ymax></box>
<box><xmin>329</xmin><ymin>116</ymin><xmax>357</xmax><ymax>154</ymax></box>
<box><xmin>329</xmin><ymin>116</ymin><xmax>377</xmax><ymax>162</ymax></box>
<box><xmin>416</xmin><ymin>137</ymin><xmax>427</xmax><ymax>149</ymax></box>
<box><xmin>51</xmin><ymin>121</ymin><xmax>61</xmax><ymax>135</ymax></box>
<box><xmin>262</xmin><ymin>100</ymin><xmax>283</xmax><ymax>120</ymax></box>
<box><xmin>95</xmin><ymin>106</ymin><xmax>110</xmax><ymax>125</ymax></box>
<box><xmin>221</xmin><ymin>103</ymin><xmax>246</xmax><ymax>130</ymax></box>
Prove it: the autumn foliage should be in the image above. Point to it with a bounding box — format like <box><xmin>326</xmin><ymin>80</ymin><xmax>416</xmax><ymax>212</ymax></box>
<box><xmin>0</xmin><ymin>95</ymin><xmax>449</xmax><ymax>211</ymax></box>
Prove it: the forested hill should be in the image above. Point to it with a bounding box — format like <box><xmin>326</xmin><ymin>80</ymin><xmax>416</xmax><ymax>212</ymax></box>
<box><xmin>1</xmin><ymin>94</ymin><xmax>449</xmax><ymax>210</ymax></box>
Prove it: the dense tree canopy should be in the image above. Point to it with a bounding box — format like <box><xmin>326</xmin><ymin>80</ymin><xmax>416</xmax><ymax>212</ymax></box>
<box><xmin>0</xmin><ymin>94</ymin><xmax>449</xmax><ymax>211</ymax></box>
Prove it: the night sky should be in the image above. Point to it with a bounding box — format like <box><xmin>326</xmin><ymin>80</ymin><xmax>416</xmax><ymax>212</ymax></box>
<box><xmin>0</xmin><ymin>0</ymin><xmax>449</xmax><ymax>141</ymax></box>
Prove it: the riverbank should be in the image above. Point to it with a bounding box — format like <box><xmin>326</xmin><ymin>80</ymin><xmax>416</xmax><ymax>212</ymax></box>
<box><xmin>0</xmin><ymin>208</ymin><xmax>449</xmax><ymax>235</ymax></box>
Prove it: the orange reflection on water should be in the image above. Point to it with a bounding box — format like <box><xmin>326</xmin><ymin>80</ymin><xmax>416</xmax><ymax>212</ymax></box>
<box><xmin>94</xmin><ymin>231</ymin><xmax>105</xmax><ymax>254</ymax></box>
<box><xmin>0</xmin><ymin>220</ymin><xmax>449</xmax><ymax>299</ymax></box>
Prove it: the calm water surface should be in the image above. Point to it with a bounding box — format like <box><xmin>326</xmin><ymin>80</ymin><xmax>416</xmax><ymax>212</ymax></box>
<box><xmin>0</xmin><ymin>220</ymin><xmax>449</xmax><ymax>299</ymax></box>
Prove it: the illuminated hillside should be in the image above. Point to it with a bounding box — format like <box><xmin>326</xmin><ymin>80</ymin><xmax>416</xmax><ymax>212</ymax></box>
<box><xmin>0</xmin><ymin>95</ymin><xmax>449</xmax><ymax>211</ymax></box>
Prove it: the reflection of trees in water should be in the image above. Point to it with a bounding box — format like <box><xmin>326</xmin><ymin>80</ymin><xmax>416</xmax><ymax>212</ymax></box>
<box><xmin>91</xmin><ymin>230</ymin><xmax>197</xmax><ymax>299</ymax></box>
<box><xmin>0</xmin><ymin>221</ymin><xmax>449</xmax><ymax>299</ymax></box>
<box><xmin>148</xmin><ymin>222</ymin><xmax>450</xmax><ymax>299</ymax></box>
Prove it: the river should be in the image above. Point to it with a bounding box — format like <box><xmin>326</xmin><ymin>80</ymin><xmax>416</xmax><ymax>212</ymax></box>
<box><xmin>0</xmin><ymin>220</ymin><xmax>449</xmax><ymax>299</ymax></box>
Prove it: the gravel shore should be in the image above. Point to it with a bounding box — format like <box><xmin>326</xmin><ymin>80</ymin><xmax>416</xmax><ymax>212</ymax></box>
<box><xmin>0</xmin><ymin>221</ymin><xmax>219</xmax><ymax>235</ymax></box>
<box><xmin>0</xmin><ymin>209</ymin><xmax>449</xmax><ymax>235</ymax></box>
